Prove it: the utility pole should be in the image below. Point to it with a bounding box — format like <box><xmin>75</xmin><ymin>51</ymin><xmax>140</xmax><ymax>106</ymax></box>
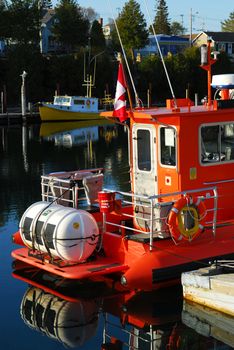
<box><xmin>190</xmin><ymin>8</ymin><xmax>199</xmax><ymax>47</ymax></box>
<box><xmin>180</xmin><ymin>14</ymin><xmax>184</xmax><ymax>26</ymax></box>
<box><xmin>190</xmin><ymin>8</ymin><xmax>192</xmax><ymax>46</ymax></box>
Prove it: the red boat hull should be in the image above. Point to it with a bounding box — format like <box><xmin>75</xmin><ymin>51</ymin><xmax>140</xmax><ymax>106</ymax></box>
<box><xmin>11</xmin><ymin>225</ymin><xmax>234</xmax><ymax>291</ymax></box>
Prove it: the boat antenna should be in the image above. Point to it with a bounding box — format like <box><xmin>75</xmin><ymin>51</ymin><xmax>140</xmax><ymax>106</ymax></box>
<box><xmin>107</xmin><ymin>0</ymin><xmax>140</xmax><ymax>107</ymax></box>
<box><xmin>143</xmin><ymin>0</ymin><xmax>178</xmax><ymax>109</ymax></box>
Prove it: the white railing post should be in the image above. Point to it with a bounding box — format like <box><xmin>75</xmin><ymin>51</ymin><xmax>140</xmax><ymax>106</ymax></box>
<box><xmin>150</xmin><ymin>198</ymin><xmax>154</xmax><ymax>251</ymax></box>
<box><xmin>212</xmin><ymin>187</ymin><xmax>218</xmax><ymax>236</ymax></box>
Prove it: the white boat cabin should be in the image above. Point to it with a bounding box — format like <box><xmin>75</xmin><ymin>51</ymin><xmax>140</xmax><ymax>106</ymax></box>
<box><xmin>52</xmin><ymin>95</ymin><xmax>100</xmax><ymax>113</ymax></box>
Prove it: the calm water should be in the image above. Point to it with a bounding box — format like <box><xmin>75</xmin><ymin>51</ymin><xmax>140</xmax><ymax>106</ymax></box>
<box><xmin>0</xmin><ymin>121</ymin><xmax>233</xmax><ymax>349</ymax></box>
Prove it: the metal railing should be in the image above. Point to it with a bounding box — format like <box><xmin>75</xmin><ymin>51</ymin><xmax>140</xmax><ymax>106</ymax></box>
<box><xmin>40</xmin><ymin>172</ymin><xmax>218</xmax><ymax>250</ymax></box>
<box><xmin>103</xmin><ymin>185</ymin><xmax>218</xmax><ymax>250</ymax></box>
<box><xmin>102</xmin><ymin>313</ymin><xmax>161</xmax><ymax>350</ymax></box>
<box><xmin>41</xmin><ymin>168</ymin><xmax>103</xmax><ymax>208</ymax></box>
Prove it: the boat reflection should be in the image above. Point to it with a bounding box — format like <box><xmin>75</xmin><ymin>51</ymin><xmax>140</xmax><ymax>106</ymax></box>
<box><xmin>21</xmin><ymin>286</ymin><xmax>99</xmax><ymax>348</ymax></box>
<box><xmin>182</xmin><ymin>299</ymin><xmax>234</xmax><ymax>348</ymax></box>
<box><xmin>12</xmin><ymin>262</ymin><xmax>231</xmax><ymax>349</ymax></box>
<box><xmin>39</xmin><ymin>120</ymin><xmax>118</xmax><ymax>148</ymax></box>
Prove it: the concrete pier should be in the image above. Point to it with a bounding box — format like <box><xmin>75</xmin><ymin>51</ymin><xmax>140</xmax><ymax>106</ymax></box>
<box><xmin>182</xmin><ymin>262</ymin><xmax>234</xmax><ymax>317</ymax></box>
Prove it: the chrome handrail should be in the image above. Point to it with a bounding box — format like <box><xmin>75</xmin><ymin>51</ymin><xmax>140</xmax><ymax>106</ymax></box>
<box><xmin>103</xmin><ymin>185</ymin><xmax>218</xmax><ymax>248</ymax></box>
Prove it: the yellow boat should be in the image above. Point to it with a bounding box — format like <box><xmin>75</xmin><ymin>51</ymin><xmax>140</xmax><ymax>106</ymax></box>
<box><xmin>39</xmin><ymin>95</ymin><xmax>106</xmax><ymax>122</ymax></box>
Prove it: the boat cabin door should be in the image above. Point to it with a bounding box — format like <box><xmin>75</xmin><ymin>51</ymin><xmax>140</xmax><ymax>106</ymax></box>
<box><xmin>132</xmin><ymin>124</ymin><xmax>159</xmax><ymax>232</ymax></box>
<box><xmin>132</xmin><ymin>124</ymin><xmax>157</xmax><ymax>197</ymax></box>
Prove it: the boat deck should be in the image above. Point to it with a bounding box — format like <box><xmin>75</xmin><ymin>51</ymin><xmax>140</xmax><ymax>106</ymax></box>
<box><xmin>11</xmin><ymin>248</ymin><xmax>128</xmax><ymax>280</ymax></box>
<box><xmin>126</xmin><ymin>233</ymin><xmax>163</xmax><ymax>243</ymax></box>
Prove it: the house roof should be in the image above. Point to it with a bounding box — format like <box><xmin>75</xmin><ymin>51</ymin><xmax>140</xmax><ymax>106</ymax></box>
<box><xmin>182</xmin><ymin>34</ymin><xmax>198</xmax><ymax>41</ymax></box>
<box><xmin>42</xmin><ymin>9</ymin><xmax>55</xmax><ymax>25</ymax></box>
<box><xmin>150</xmin><ymin>34</ymin><xmax>189</xmax><ymax>43</ymax></box>
<box><xmin>194</xmin><ymin>31</ymin><xmax>234</xmax><ymax>43</ymax></box>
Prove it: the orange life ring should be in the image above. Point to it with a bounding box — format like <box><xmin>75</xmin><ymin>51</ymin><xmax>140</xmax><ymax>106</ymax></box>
<box><xmin>167</xmin><ymin>195</ymin><xmax>206</xmax><ymax>241</ymax></box>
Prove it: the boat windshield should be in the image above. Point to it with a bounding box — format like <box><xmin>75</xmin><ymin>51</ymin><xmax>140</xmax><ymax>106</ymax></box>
<box><xmin>200</xmin><ymin>122</ymin><xmax>234</xmax><ymax>164</ymax></box>
<box><xmin>54</xmin><ymin>96</ymin><xmax>71</xmax><ymax>106</ymax></box>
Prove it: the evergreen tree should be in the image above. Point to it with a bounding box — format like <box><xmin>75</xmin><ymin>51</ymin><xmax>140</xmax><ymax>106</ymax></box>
<box><xmin>151</xmin><ymin>0</ymin><xmax>171</xmax><ymax>35</ymax></box>
<box><xmin>112</xmin><ymin>0</ymin><xmax>148</xmax><ymax>60</ymax></box>
<box><xmin>52</xmin><ymin>0</ymin><xmax>89</xmax><ymax>53</ymax></box>
<box><xmin>8</xmin><ymin>0</ymin><xmax>40</xmax><ymax>45</ymax></box>
<box><xmin>90</xmin><ymin>20</ymin><xmax>106</xmax><ymax>52</ymax></box>
<box><xmin>0</xmin><ymin>0</ymin><xmax>9</xmax><ymax>39</ymax></box>
<box><xmin>221</xmin><ymin>11</ymin><xmax>234</xmax><ymax>32</ymax></box>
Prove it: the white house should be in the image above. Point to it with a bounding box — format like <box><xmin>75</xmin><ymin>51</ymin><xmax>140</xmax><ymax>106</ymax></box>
<box><xmin>193</xmin><ymin>31</ymin><xmax>234</xmax><ymax>60</ymax></box>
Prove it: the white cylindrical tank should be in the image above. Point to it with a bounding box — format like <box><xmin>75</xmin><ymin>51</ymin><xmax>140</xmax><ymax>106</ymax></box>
<box><xmin>19</xmin><ymin>201</ymin><xmax>99</xmax><ymax>262</ymax></box>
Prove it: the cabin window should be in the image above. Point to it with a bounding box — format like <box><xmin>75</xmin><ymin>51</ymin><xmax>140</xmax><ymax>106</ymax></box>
<box><xmin>74</xmin><ymin>100</ymin><xmax>85</xmax><ymax>105</ymax></box>
<box><xmin>54</xmin><ymin>96</ymin><xmax>71</xmax><ymax>105</ymax></box>
<box><xmin>137</xmin><ymin>129</ymin><xmax>151</xmax><ymax>171</ymax></box>
<box><xmin>160</xmin><ymin>127</ymin><xmax>176</xmax><ymax>166</ymax></box>
<box><xmin>201</xmin><ymin>123</ymin><xmax>234</xmax><ymax>163</ymax></box>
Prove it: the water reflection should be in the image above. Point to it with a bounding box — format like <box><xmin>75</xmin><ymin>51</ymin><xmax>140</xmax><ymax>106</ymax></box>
<box><xmin>13</xmin><ymin>262</ymin><xmax>183</xmax><ymax>349</ymax></box>
<box><xmin>182</xmin><ymin>299</ymin><xmax>234</xmax><ymax>348</ymax></box>
<box><xmin>12</xmin><ymin>262</ymin><xmax>233</xmax><ymax>349</ymax></box>
<box><xmin>39</xmin><ymin>120</ymin><xmax>118</xmax><ymax>147</ymax></box>
<box><xmin>0</xmin><ymin>121</ymin><xmax>129</xmax><ymax>227</ymax></box>
<box><xmin>21</xmin><ymin>286</ymin><xmax>99</xmax><ymax>348</ymax></box>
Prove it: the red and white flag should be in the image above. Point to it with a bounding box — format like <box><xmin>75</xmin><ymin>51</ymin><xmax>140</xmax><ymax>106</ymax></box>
<box><xmin>113</xmin><ymin>62</ymin><xmax>128</xmax><ymax>123</ymax></box>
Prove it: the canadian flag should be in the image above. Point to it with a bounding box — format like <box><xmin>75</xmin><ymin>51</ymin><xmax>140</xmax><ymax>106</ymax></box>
<box><xmin>113</xmin><ymin>62</ymin><xmax>128</xmax><ymax>122</ymax></box>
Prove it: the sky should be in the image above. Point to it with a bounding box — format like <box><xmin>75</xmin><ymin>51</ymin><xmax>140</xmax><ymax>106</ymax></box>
<box><xmin>74</xmin><ymin>0</ymin><xmax>233</xmax><ymax>33</ymax></box>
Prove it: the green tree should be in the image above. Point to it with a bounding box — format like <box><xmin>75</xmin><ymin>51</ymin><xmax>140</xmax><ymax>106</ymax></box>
<box><xmin>112</xmin><ymin>0</ymin><xmax>148</xmax><ymax>61</ymax></box>
<box><xmin>0</xmin><ymin>0</ymin><xmax>9</xmax><ymax>39</ymax></box>
<box><xmin>90</xmin><ymin>20</ymin><xmax>106</xmax><ymax>52</ymax></box>
<box><xmin>52</xmin><ymin>0</ymin><xmax>89</xmax><ymax>53</ymax></box>
<box><xmin>151</xmin><ymin>0</ymin><xmax>171</xmax><ymax>35</ymax></box>
<box><xmin>170</xmin><ymin>21</ymin><xmax>185</xmax><ymax>35</ymax></box>
<box><xmin>221</xmin><ymin>11</ymin><xmax>234</xmax><ymax>32</ymax></box>
<box><xmin>7</xmin><ymin>0</ymin><xmax>40</xmax><ymax>45</ymax></box>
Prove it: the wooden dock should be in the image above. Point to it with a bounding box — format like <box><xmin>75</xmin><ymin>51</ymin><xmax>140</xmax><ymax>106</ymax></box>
<box><xmin>181</xmin><ymin>261</ymin><xmax>234</xmax><ymax>317</ymax></box>
<box><xmin>0</xmin><ymin>112</ymin><xmax>40</xmax><ymax>125</ymax></box>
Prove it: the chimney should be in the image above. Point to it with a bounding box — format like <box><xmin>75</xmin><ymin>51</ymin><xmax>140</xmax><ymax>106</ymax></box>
<box><xmin>98</xmin><ymin>18</ymin><xmax>103</xmax><ymax>27</ymax></box>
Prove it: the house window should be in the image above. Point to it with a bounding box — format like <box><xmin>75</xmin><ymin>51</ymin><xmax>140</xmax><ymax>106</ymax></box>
<box><xmin>160</xmin><ymin>127</ymin><xmax>176</xmax><ymax>166</ymax></box>
<box><xmin>200</xmin><ymin>123</ymin><xmax>234</xmax><ymax>164</ymax></box>
<box><xmin>137</xmin><ymin>129</ymin><xmax>151</xmax><ymax>171</ymax></box>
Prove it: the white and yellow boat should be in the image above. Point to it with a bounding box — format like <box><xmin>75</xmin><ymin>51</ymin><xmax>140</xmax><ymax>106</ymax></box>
<box><xmin>39</xmin><ymin>95</ymin><xmax>105</xmax><ymax>122</ymax></box>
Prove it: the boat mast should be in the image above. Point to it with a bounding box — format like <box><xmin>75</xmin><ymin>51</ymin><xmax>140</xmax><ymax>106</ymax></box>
<box><xmin>83</xmin><ymin>52</ymin><xmax>95</xmax><ymax>98</ymax></box>
<box><xmin>200</xmin><ymin>39</ymin><xmax>217</xmax><ymax>106</ymax></box>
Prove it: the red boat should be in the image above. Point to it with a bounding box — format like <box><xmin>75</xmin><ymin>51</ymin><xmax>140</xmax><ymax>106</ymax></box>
<box><xmin>12</xmin><ymin>41</ymin><xmax>234</xmax><ymax>291</ymax></box>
